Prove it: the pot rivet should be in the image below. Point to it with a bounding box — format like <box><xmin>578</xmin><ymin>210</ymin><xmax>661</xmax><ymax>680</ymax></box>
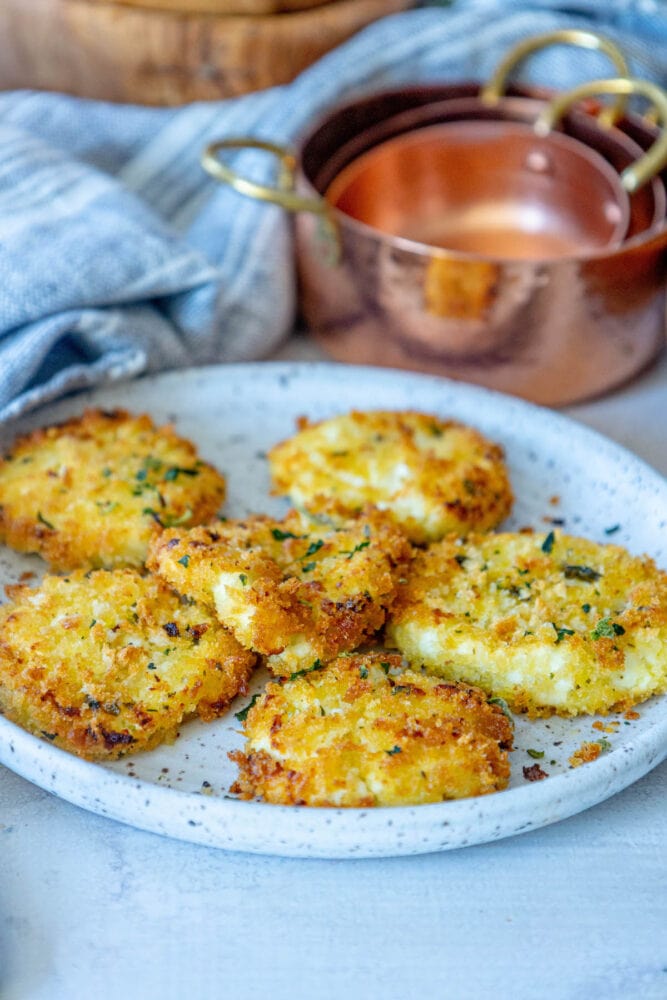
<box><xmin>524</xmin><ymin>150</ymin><xmax>553</xmax><ymax>174</ymax></box>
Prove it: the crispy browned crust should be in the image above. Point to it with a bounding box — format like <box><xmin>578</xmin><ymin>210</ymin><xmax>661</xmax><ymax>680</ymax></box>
<box><xmin>0</xmin><ymin>408</ymin><xmax>226</xmax><ymax>570</ymax></box>
<box><xmin>229</xmin><ymin>651</ymin><xmax>513</xmax><ymax>807</ymax></box>
<box><xmin>0</xmin><ymin>568</ymin><xmax>255</xmax><ymax>760</ymax></box>
<box><xmin>268</xmin><ymin>409</ymin><xmax>513</xmax><ymax>544</ymax></box>
<box><xmin>148</xmin><ymin>508</ymin><xmax>413</xmax><ymax>676</ymax></box>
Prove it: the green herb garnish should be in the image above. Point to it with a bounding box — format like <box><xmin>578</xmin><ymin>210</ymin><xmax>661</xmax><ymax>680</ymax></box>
<box><xmin>178</xmin><ymin>555</ymin><xmax>190</xmax><ymax>568</ymax></box>
<box><xmin>37</xmin><ymin>511</ymin><xmax>54</xmax><ymax>530</ymax></box>
<box><xmin>591</xmin><ymin>617</ymin><xmax>625</xmax><ymax>640</ymax></box>
<box><xmin>527</xmin><ymin>748</ymin><xmax>544</xmax><ymax>759</ymax></box>
<box><xmin>164</xmin><ymin>466</ymin><xmax>199</xmax><ymax>482</ymax></box>
<box><xmin>562</xmin><ymin>564</ymin><xmax>601</xmax><ymax>582</ymax></box>
<box><xmin>342</xmin><ymin>540</ymin><xmax>370</xmax><ymax>560</ymax></box>
<box><xmin>386</xmin><ymin>745</ymin><xmax>402</xmax><ymax>756</ymax></box>
<box><xmin>552</xmin><ymin>623</ymin><xmax>575</xmax><ymax>644</ymax></box>
<box><xmin>541</xmin><ymin>531</ymin><xmax>555</xmax><ymax>554</ymax></box>
<box><xmin>234</xmin><ymin>694</ymin><xmax>260</xmax><ymax>723</ymax></box>
<box><xmin>289</xmin><ymin>659</ymin><xmax>324</xmax><ymax>682</ymax></box>
<box><xmin>488</xmin><ymin>697</ymin><xmax>513</xmax><ymax>721</ymax></box>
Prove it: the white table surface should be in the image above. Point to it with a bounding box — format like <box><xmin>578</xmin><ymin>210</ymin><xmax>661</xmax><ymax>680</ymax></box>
<box><xmin>2</xmin><ymin>338</ymin><xmax>666</xmax><ymax>1000</ymax></box>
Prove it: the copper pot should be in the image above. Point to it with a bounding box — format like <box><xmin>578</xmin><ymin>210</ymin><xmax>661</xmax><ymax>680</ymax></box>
<box><xmin>202</xmin><ymin>31</ymin><xmax>667</xmax><ymax>405</ymax></box>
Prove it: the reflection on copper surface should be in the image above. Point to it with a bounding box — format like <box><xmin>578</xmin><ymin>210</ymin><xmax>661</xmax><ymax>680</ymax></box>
<box><xmin>325</xmin><ymin>121</ymin><xmax>629</xmax><ymax>260</ymax></box>
<box><xmin>424</xmin><ymin>257</ymin><xmax>498</xmax><ymax>320</ymax></box>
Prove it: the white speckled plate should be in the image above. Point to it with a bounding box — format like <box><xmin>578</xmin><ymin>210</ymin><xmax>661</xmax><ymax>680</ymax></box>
<box><xmin>0</xmin><ymin>362</ymin><xmax>666</xmax><ymax>858</ymax></box>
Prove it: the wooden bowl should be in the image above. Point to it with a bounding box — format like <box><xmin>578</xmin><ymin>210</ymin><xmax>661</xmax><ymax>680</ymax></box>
<box><xmin>0</xmin><ymin>0</ymin><xmax>415</xmax><ymax>105</ymax></box>
<box><xmin>110</xmin><ymin>0</ymin><xmax>332</xmax><ymax>11</ymax></box>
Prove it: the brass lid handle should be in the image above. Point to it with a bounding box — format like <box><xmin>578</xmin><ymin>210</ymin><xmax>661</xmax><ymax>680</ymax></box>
<box><xmin>535</xmin><ymin>77</ymin><xmax>667</xmax><ymax>193</ymax></box>
<box><xmin>481</xmin><ymin>29</ymin><xmax>630</xmax><ymax>127</ymax></box>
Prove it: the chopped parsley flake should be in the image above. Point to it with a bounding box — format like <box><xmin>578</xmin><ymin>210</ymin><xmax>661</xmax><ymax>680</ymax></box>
<box><xmin>271</xmin><ymin>528</ymin><xmax>302</xmax><ymax>541</ymax></box>
<box><xmin>239</xmin><ymin>573</ymin><xmax>248</xmax><ymax>586</ymax></box>
<box><xmin>591</xmin><ymin>617</ymin><xmax>625</xmax><ymax>640</ymax></box>
<box><xmin>488</xmin><ymin>697</ymin><xmax>513</xmax><ymax>721</ymax></box>
<box><xmin>552</xmin><ymin>623</ymin><xmax>575</xmax><ymax>644</ymax></box>
<box><xmin>386</xmin><ymin>745</ymin><xmax>402</xmax><ymax>755</ymax></box>
<box><xmin>541</xmin><ymin>531</ymin><xmax>555</xmax><ymax>554</ymax></box>
<box><xmin>342</xmin><ymin>540</ymin><xmax>370</xmax><ymax>559</ymax></box>
<box><xmin>178</xmin><ymin>555</ymin><xmax>190</xmax><ymax>568</ymax></box>
<box><xmin>164</xmin><ymin>466</ymin><xmax>199</xmax><ymax>482</ymax></box>
<box><xmin>95</xmin><ymin>500</ymin><xmax>118</xmax><ymax>514</ymax></box>
<box><xmin>234</xmin><ymin>694</ymin><xmax>260</xmax><ymax>723</ymax></box>
<box><xmin>604</xmin><ymin>524</ymin><xmax>621</xmax><ymax>536</ymax></box>
<box><xmin>289</xmin><ymin>659</ymin><xmax>324</xmax><ymax>682</ymax></box>
<box><xmin>562</xmin><ymin>564</ymin><xmax>601</xmax><ymax>582</ymax></box>
<box><xmin>527</xmin><ymin>748</ymin><xmax>544</xmax><ymax>759</ymax></box>
<box><xmin>359</xmin><ymin>666</ymin><xmax>369</xmax><ymax>679</ymax></box>
<box><xmin>37</xmin><ymin>511</ymin><xmax>55</xmax><ymax>530</ymax></box>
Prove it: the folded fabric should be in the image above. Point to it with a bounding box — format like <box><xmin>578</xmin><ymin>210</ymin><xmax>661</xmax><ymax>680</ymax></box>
<box><xmin>1</xmin><ymin>0</ymin><xmax>666</xmax><ymax>422</ymax></box>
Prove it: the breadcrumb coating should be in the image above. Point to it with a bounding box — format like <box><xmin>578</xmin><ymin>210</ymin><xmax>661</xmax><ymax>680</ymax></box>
<box><xmin>147</xmin><ymin>509</ymin><xmax>412</xmax><ymax>677</ymax></box>
<box><xmin>229</xmin><ymin>651</ymin><xmax>513</xmax><ymax>806</ymax></box>
<box><xmin>0</xmin><ymin>569</ymin><xmax>255</xmax><ymax>759</ymax></box>
<box><xmin>387</xmin><ymin>530</ymin><xmax>667</xmax><ymax>717</ymax></box>
<box><xmin>0</xmin><ymin>409</ymin><xmax>226</xmax><ymax>570</ymax></box>
<box><xmin>269</xmin><ymin>410</ymin><xmax>513</xmax><ymax>544</ymax></box>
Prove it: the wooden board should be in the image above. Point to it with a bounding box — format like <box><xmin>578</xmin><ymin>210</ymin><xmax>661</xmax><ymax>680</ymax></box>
<box><xmin>0</xmin><ymin>0</ymin><xmax>415</xmax><ymax>105</ymax></box>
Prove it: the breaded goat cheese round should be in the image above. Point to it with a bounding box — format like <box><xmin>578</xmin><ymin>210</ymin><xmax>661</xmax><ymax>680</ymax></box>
<box><xmin>387</xmin><ymin>530</ymin><xmax>667</xmax><ymax>717</ymax></box>
<box><xmin>147</xmin><ymin>508</ymin><xmax>412</xmax><ymax>678</ymax></box>
<box><xmin>0</xmin><ymin>569</ymin><xmax>255</xmax><ymax>760</ymax></box>
<box><xmin>0</xmin><ymin>409</ymin><xmax>226</xmax><ymax>570</ymax></box>
<box><xmin>268</xmin><ymin>410</ymin><xmax>513</xmax><ymax>544</ymax></box>
<box><xmin>229</xmin><ymin>652</ymin><xmax>513</xmax><ymax>807</ymax></box>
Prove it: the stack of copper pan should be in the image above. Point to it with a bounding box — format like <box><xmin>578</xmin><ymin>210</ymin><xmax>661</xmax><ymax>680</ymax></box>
<box><xmin>204</xmin><ymin>30</ymin><xmax>667</xmax><ymax>405</ymax></box>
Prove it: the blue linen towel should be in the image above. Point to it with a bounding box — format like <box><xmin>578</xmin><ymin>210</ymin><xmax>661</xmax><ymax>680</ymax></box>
<box><xmin>1</xmin><ymin>0</ymin><xmax>666</xmax><ymax>423</ymax></box>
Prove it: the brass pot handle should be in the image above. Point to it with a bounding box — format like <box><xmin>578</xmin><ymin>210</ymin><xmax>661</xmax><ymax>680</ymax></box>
<box><xmin>481</xmin><ymin>29</ymin><xmax>630</xmax><ymax>128</ymax></box>
<box><xmin>201</xmin><ymin>137</ymin><xmax>340</xmax><ymax>262</ymax></box>
<box><xmin>535</xmin><ymin>77</ymin><xmax>667</xmax><ymax>192</ymax></box>
<box><xmin>201</xmin><ymin>137</ymin><xmax>324</xmax><ymax>214</ymax></box>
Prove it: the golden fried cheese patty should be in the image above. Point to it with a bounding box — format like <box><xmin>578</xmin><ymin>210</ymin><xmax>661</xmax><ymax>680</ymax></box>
<box><xmin>387</xmin><ymin>530</ymin><xmax>667</xmax><ymax>717</ymax></box>
<box><xmin>229</xmin><ymin>652</ymin><xmax>513</xmax><ymax>807</ymax></box>
<box><xmin>0</xmin><ymin>409</ymin><xmax>226</xmax><ymax>570</ymax></box>
<box><xmin>148</xmin><ymin>509</ymin><xmax>412</xmax><ymax>678</ymax></box>
<box><xmin>268</xmin><ymin>410</ymin><xmax>513</xmax><ymax>544</ymax></box>
<box><xmin>0</xmin><ymin>569</ymin><xmax>255</xmax><ymax>759</ymax></box>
